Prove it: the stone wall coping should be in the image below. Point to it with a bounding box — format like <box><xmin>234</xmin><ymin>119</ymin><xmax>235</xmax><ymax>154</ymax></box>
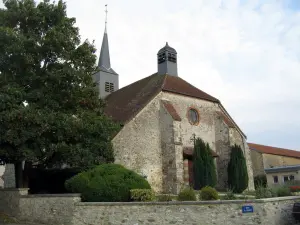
<box><xmin>21</xmin><ymin>193</ymin><xmax>81</xmax><ymax>198</ymax></box>
<box><xmin>255</xmin><ymin>196</ymin><xmax>300</xmax><ymax>202</ymax></box>
<box><xmin>0</xmin><ymin>188</ymin><xmax>29</xmax><ymax>192</ymax></box>
<box><xmin>76</xmin><ymin>196</ymin><xmax>300</xmax><ymax>206</ymax></box>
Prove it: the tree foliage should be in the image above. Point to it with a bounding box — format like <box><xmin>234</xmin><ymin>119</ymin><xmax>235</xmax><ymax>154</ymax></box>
<box><xmin>192</xmin><ymin>137</ymin><xmax>217</xmax><ymax>190</ymax></box>
<box><xmin>227</xmin><ymin>144</ymin><xmax>249</xmax><ymax>193</ymax></box>
<box><xmin>0</xmin><ymin>0</ymin><xmax>119</xmax><ymax>186</ymax></box>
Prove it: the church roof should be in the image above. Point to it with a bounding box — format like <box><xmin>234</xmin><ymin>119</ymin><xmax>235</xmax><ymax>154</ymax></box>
<box><xmin>104</xmin><ymin>73</ymin><xmax>219</xmax><ymax>124</ymax></box>
<box><xmin>248</xmin><ymin>143</ymin><xmax>300</xmax><ymax>158</ymax></box>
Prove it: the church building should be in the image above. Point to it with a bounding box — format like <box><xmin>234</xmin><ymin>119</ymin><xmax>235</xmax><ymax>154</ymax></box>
<box><xmin>94</xmin><ymin>18</ymin><xmax>255</xmax><ymax>194</ymax></box>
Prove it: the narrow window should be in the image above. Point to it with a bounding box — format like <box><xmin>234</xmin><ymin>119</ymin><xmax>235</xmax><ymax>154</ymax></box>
<box><xmin>290</xmin><ymin>175</ymin><xmax>295</xmax><ymax>181</ymax></box>
<box><xmin>109</xmin><ymin>83</ymin><xmax>114</xmax><ymax>92</ymax></box>
<box><xmin>105</xmin><ymin>82</ymin><xmax>110</xmax><ymax>92</ymax></box>
<box><xmin>273</xmin><ymin>176</ymin><xmax>278</xmax><ymax>184</ymax></box>
<box><xmin>283</xmin><ymin>176</ymin><xmax>289</xmax><ymax>183</ymax></box>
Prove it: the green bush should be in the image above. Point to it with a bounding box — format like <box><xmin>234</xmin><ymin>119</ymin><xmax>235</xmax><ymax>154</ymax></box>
<box><xmin>254</xmin><ymin>175</ymin><xmax>267</xmax><ymax>189</ymax></box>
<box><xmin>177</xmin><ymin>187</ymin><xmax>196</xmax><ymax>201</ymax></box>
<box><xmin>273</xmin><ymin>186</ymin><xmax>291</xmax><ymax>197</ymax></box>
<box><xmin>227</xmin><ymin>144</ymin><xmax>249</xmax><ymax>193</ymax></box>
<box><xmin>130</xmin><ymin>189</ymin><xmax>155</xmax><ymax>202</ymax></box>
<box><xmin>65</xmin><ymin>164</ymin><xmax>151</xmax><ymax>202</ymax></box>
<box><xmin>223</xmin><ymin>189</ymin><xmax>237</xmax><ymax>200</ymax></box>
<box><xmin>255</xmin><ymin>185</ymin><xmax>277</xmax><ymax>199</ymax></box>
<box><xmin>157</xmin><ymin>194</ymin><xmax>173</xmax><ymax>202</ymax></box>
<box><xmin>200</xmin><ymin>186</ymin><xmax>219</xmax><ymax>200</ymax></box>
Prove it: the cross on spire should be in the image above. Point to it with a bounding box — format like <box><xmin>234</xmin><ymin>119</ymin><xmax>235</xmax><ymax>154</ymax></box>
<box><xmin>105</xmin><ymin>4</ymin><xmax>108</xmax><ymax>33</ymax></box>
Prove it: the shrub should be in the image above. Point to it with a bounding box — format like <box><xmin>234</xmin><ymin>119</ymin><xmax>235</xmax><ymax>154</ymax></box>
<box><xmin>65</xmin><ymin>164</ymin><xmax>151</xmax><ymax>202</ymax></box>
<box><xmin>130</xmin><ymin>189</ymin><xmax>155</xmax><ymax>202</ymax></box>
<box><xmin>192</xmin><ymin>137</ymin><xmax>217</xmax><ymax>189</ymax></box>
<box><xmin>274</xmin><ymin>186</ymin><xmax>291</xmax><ymax>197</ymax></box>
<box><xmin>177</xmin><ymin>187</ymin><xmax>196</xmax><ymax>201</ymax></box>
<box><xmin>255</xmin><ymin>187</ymin><xmax>273</xmax><ymax>199</ymax></box>
<box><xmin>200</xmin><ymin>186</ymin><xmax>219</xmax><ymax>200</ymax></box>
<box><xmin>254</xmin><ymin>175</ymin><xmax>267</xmax><ymax>189</ymax></box>
<box><xmin>227</xmin><ymin>144</ymin><xmax>249</xmax><ymax>193</ymax></box>
<box><xmin>157</xmin><ymin>194</ymin><xmax>173</xmax><ymax>202</ymax></box>
<box><xmin>223</xmin><ymin>189</ymin><xmax>237</xmax><ymax>200</ymax></box>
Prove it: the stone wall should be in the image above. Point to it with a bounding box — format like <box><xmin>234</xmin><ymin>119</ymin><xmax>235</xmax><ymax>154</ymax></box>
<box><xmin>112</xmin><ymin>90</ymin><xmax>255</xmax><ymax>193</ymax></box>
<box><xmin>112</xmin><ymin>93</ymin><xmax>163</xmax><ymax>192</ymax></box>
<box><xmin>215</xmin><ymin>112</ymin><xmax>231</xmax><ymax>189</ymax></box>
<box><xmin>263</xmin><ymin>153</ymin><xmax>300</xmax><ymax>169</ymax></box>
<box><xmin>160</xmin><ymin>100</ymin><xmax>178</xmax><ymax>193</ymax></box>
<box><xmin>251</xmin><ymin>150</ymin><xmax>265</xmax><ymax>177</ymax></box>
<box><xmin>18</xmin><ymin>194</ymin><xmax>81</xmax><ymax>225</ymax></box>
<box><xmin>1</xmin><ymin>189</ymin><xmax>300</xmax><ymax>225</ymax></box>
<box><xmin>73</xmin><ymin>198</ymin><xmax>300</xmax><ymax>225</ymax></box>
<box><xmin>2</xmin><ymin>164</ymin><xmax>16</xmax><ymax>188</ymax></box>
<box><xmin>0</xmin><ymin>188</ymin><xmax>28</xmax><ymax>217</ymax></box>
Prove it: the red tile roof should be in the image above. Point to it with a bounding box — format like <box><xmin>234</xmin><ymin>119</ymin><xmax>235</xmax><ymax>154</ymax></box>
<box><xmin>161</xmin><ymin>100</ymin><xmax>181</xmax><ymax>121</ymax></box>
<box><xmin>183</xmin><ymin>146</ymin><xmax>219</xmax><ymax>157</ymax></box>
<box><xmin>104</xmin><ymin>73</ymin><xmax>219</xmax><ymax>124</ymax></box>
<box><xmin>248</xmin><ymin>143</ymin><xmax>300</xmax><ymax>159</ymax></box>
<box><xmin>103</xmin><ymin>73</ymin><xmax>246</xmax><ymax>138</ymax></box>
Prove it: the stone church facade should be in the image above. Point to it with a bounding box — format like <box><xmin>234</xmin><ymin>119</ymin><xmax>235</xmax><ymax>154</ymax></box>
<box><xmin>95</xmin><ymin>22</ymin><xmax>255</xmax><ymax>193</ymax></box>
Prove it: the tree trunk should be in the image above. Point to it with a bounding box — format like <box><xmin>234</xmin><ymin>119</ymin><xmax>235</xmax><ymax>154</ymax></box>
<box><xmin>14</xmin><ymin>161</ymin><xmax>23</xmax><ymax>188</ymax></box>
<box><xmin>22</xmin><ymin>161</ymin><xmax>32</xmax><ymax>188</ymax></box>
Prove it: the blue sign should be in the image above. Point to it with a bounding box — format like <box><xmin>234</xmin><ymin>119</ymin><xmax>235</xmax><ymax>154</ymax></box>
<box><xmin>242</xmin><ymin>205</ymin><xmax>254</xmax><ymax>213</ymax></box>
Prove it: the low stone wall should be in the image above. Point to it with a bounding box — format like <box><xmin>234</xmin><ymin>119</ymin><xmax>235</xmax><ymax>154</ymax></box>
<box><xmin>18</xmin><ymin>194</ymin><xmax>81</xmax><ymax>225</ymax></box>
<box><xmin>0</xmin><ymin>189</ymin><xmax>300</xmax><ymax>225</ymax></box>
<box><xmin>0</xmin><ymin>188</ymin><xmax>28</xmax><ymax>217</ymax></box>
<box><xmin>73</xmin><ymin>198</ymin><xmax>300</xmax><ymax>225</ymax></box>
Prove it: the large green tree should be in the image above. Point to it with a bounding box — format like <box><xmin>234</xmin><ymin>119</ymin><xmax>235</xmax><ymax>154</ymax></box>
<box><xmin>227</xmin><ymin>144</ymin><xmax>249</xmax><ymax>193</ymax></box>
<box><xmin>0</xmin><ymin>0</ymin><xmax>119</xmax><ymax>187</ymax></box>
<box><xmin>192</xmin><ymin>136</ymin><xmax>217</xmax><ymax>190</ymax></box>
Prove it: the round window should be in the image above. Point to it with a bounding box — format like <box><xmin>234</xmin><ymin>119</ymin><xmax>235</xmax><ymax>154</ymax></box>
<box><xmin>188</xmin><ymin>108</ymin><xmax>199</xmax><ymax>125</ymax></box>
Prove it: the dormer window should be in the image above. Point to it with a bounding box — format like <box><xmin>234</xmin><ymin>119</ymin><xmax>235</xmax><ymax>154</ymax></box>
<box><xmin>105</xmin><ymin>82</ymin><xmax>114</xmax><ymax>93</ymax></box>
<box><xmin>168</xmin><ymin>53</ymin><xmax>176</xmax><ymax>63</ymax></box>
<box><xmin>158</xmin><ymin>53</ymin><xmax>166</xmax><ymax>64</ymax></box>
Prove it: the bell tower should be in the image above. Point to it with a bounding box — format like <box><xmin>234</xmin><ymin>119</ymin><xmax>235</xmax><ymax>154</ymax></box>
<box><xmin>157</xmin><ymin>42</ymin><xmax>178</xmax><ymax>76</ymax></box>
<box><xmin>93</xmin><ymin>4</ymin><xmax>119</xmax><ymax>99</ymax></box>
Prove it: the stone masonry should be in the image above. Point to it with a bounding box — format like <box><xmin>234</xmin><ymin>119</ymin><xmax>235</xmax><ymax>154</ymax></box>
<box><xmin>113</xmin><ymin>91</ymin><xmax>255</xmax><ymax>194</ymax></box>
<box><xmin>1</xmin><ymin>189</ymin><xmax>300</xmax><ymax>225</ymax></box>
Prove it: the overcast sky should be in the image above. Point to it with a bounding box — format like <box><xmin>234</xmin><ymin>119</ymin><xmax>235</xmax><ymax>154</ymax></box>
<box><xmin>2</xmin><ymin>0</ymin><xmax>300</xmax><ymax>150</ymax></box>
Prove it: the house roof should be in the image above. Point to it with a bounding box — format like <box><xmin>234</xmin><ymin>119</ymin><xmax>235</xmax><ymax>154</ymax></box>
<box><xmin>104</xmin><ymin>73</ymin><xmax>219</xmax><ymax>123</ymax></box>
<box><xmin>161</xmin><ymin>100</ymin><xmax>181</xmax><ymax>121</ymax></box>
<box><xmin>248</xmin><ymin>143</ymin><xmax>300</xmax><ymax>159</ymax></box>
<box><xmin>183</xmin><ymin>146</ymin><xmax>219</xmax><ymax>158</ymax></box>
<box><xmin>265</xmin><ymin>165</ymin><xmax>300</xmax><ymax>174</ymax></box>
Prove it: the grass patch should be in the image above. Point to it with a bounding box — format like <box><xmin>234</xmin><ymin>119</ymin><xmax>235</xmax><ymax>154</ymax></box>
<box><xmin>0</xmin><ymin>212</ymin><xmax>19</xmax><ymax>224</ymax></box>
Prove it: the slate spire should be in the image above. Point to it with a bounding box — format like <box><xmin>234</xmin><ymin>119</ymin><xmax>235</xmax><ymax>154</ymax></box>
<box><xmin>93</xmin><ymin>4</ymin><xmax>119</xmax><ymax>99</ymax></box>
<box><xmin>98</xmin><ymin>4</ymin><xmax>117</xmax><ymax>75</ymax></box>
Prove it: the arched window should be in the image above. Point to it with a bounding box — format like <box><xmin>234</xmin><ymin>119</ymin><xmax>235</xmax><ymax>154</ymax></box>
<box><xmin>187</xmin><ymin>108</ymin><xmax>200</xmax><ymax>125</ymax></box>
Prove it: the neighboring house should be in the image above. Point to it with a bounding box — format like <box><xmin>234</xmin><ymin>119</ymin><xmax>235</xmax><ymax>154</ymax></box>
<box><xmin>265</xmin><ymin>165</ymin><xmax>300</xmax><ymax>186</ymax></box>
<box><xmin>249</xmin><ymin>143</ymin><xmax>300</xmax><ymax>186</ymax></box>
<box><xmin>95</xmin><ymin>22</ymin><xmax>255</xmax><ymax>194</ymax></box>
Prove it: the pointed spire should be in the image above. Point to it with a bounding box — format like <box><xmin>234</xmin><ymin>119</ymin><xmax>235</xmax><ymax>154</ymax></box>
<box><xmin>98</xmin><ymin>4</ymin><xmax>117</xmax><ymax>74</ymax></box>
